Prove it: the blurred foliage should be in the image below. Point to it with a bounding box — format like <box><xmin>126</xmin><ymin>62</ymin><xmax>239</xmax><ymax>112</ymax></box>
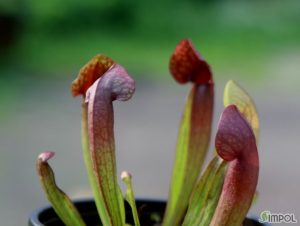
<box><xmin>0</xmin><ymin>0</ymin><xmax>300</xmax><ymax>80</ymax></box>
<box><xmin>26</xmin><ymin>0</ymin><xmax>136</xmax><ymax>32</ymax></box>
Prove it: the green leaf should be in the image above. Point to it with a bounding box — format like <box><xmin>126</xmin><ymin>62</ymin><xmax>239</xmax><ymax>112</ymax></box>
<box><xmin>81</xmin><ymin>103</ymin><xmax>112</xmax><ymax>226</ymax></box>
<box><xmin>36</xmin><ymin>152</ymin><xmax>86</xmax><ymax>226</ymax></box>
<box><xmin>182</xmin><ymin>156</ymin><xmax>226</xmax><ymax>226</ymax></box>
<box><xmin>117</xmin><ymin>185</ymin><xmax>126</xmax><ymax>224</ymax></box>
<box><xmin>121</xmin><ymin>171</ymin><xmax>140</xmax><ymax>226</ymax></box>
<box><xmin>223</xmin><ymin>80</ymin><xmax>260</xmax><ymax>141</ymax></box>
<box><xmin>163</xmin><ymin>84</ymin><xmax>213</xmax><ymax>226</ymax></box>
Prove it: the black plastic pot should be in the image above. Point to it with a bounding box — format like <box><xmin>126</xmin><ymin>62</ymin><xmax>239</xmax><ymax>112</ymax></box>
<box><xmin>29</xmin><ymin>199</ymin><xmax>265</xmax><ymax>226</ymax></box>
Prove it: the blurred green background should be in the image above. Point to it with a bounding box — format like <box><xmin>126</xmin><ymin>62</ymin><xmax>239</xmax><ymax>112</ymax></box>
<box><xmin>1</xmin><ymin>0</ymin><xmax>300</xmax><ymax>225</ymax></box>
<box><xmin>1</xmin><ymin>0</ymin><xmax>300</xmax><ymax>78</ymax></box>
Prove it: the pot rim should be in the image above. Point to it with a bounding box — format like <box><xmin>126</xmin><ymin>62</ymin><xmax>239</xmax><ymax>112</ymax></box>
<box><xmin>29</xmin><ymin>198</ymin><xmax>166</xmax><ymax>226</ymax></box>
<box><xmin>29</xmin><ymin>198</ymin><xmax>268</xmax><ymax>226</ymax></box>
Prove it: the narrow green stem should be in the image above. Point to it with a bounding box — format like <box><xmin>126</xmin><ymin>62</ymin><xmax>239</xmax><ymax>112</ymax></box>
<box><xmin>37</xmin><ymin>152</ymin><xmax>86</xmax><ymax>226</ymax></box>
<box><xmin>121</xmin><ymin>171</ymin><xmax>140</xmax><ymax>226</ymax></box>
